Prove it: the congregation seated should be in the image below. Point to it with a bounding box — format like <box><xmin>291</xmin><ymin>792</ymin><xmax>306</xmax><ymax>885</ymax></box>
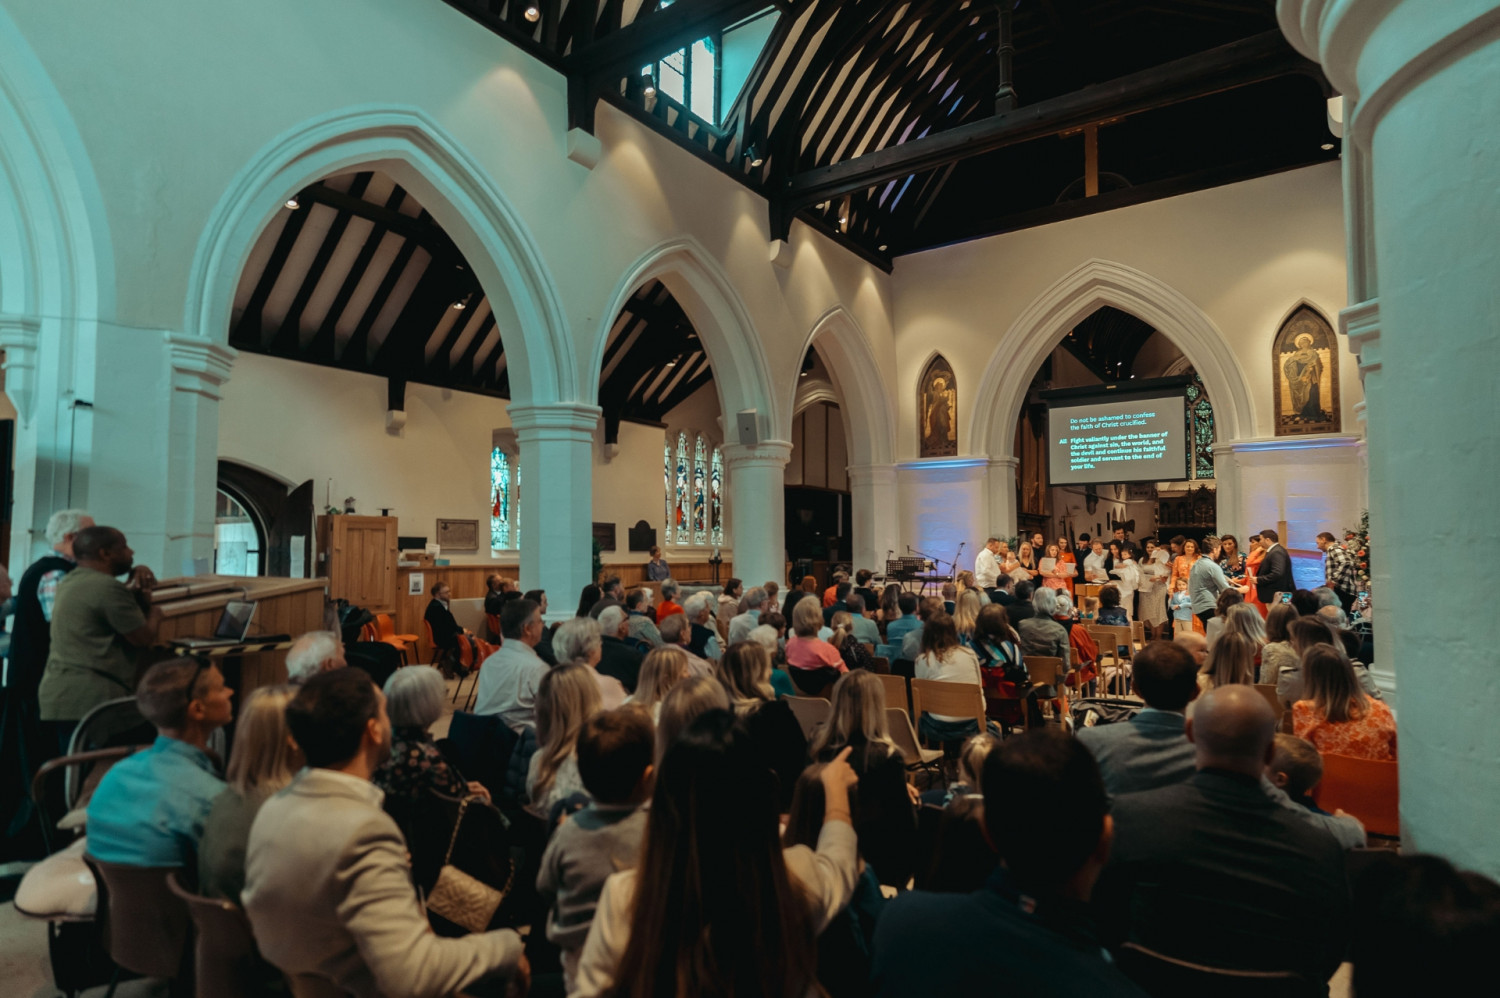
<box><xmin>656</xmin><ymin>611</ymin><xmax>713</xmax><ymax>676</ymax></box>
<box><xmin>527</xmin><ymin>663</ymin><xmax>602</xmax><ymax>820</ymax></box>
<box><xmin>1293</xmin><ymin>644</ymin><xmax>1398</xmax><ymax>761</ymax></box>
<box><xmin>786</xmin><ymin>596</ymin><xmax>847</xmax><ymax>692</ymax></box>
<box><xmin>199</xmin><ymin>684</ymin><xmax>299</xmax><ymax>902</ymax></box>
<box><xmin>244</xmin><ymin>669</ymin><xmax>527</xmax><ymax>997</ymax></box>
<box><xmin>553</xmin><ymin>616</ymin><xmax>628</xmax><ymax>709</ymax></box>
<box><xmin>574</xmin><ymin>583</ymin><xmax>603</xmax><ymax>619</ymax></box>
<box><xmin>899</xmin><ymin>596</ymin><xmax>945</xmax><ymax>661</ymax></box>
<box><xmin>624</xmin><ymin>646</ymin><xmax>690</xmax><ymax>722</ymax></box>
<box><xmin>589</xmin><ymin>576</ymin><xmax>626</xmax><ymax>619</ymax></box>
<box><xmin>1197</xmin><ymin>631</ymin><xmax>1258</xmax><ymax>691</ymax></box>
<box><xmin>1173</xmin><ymin>629</ymin><xmax>1207</xmax><ymax>669</ymax></box>
<box><xmin>844</xmin><ymin>592</ymin><xmax>881</xmax><ymax>644</ymax></box>
<box><xmin>952</xmin><ymin>588</ymin><xmax>983</xmax><ymax>645</ymax></box>
<box><xmin>1016</xmin><ymin>586</ymin><xmax>1070</xmax><ymax>675</ymax></box>
<box><xmin>823</xmin><ymin>580</ymin><xmax>853</xmax><ymax>625</ymax></box>
<box><xmin>482</xmin><ymin>573</ymin><xmax>517</xmax><ymax>616</ymax></box>
<box><xmin>373</xmin><ymin>665</ymin><xmax>488</xmax><ymax>805</ymax></box>
<box><xmin>746</xmin><ymin>622</ymin><xmax>799</xmax><ymax>697</ymax></box>
<box><xmin>1094</xmin><ymin>685</ymin><xmax>1350</xmax><ymax>986</ymax></box>
<box><xmin>727</xmin><ymin>586</ymin><xmax>768</xmax><ymax>644</ymax></box>
<box><xmin>872</xmin><ymin>731</ymin><xmax>1146</xmax><ymax>997</ymax></box>
<box><xmin>622</xmin><ymin>588</ymin><xmax>662</xmax><ymax>649</ymax></box>
<box><xmin>1095</xmin><ymin>583</ymin><xmax>1129</xmax><ymax>626</ymax></box>
<box><xmin>877</xmin><ymin>583</ymin><xmax>904</xmax><ymax>630</ymax></box>
<box><xmin>829</xmin><ymin>611</ymin><xmax>874</xmax><ymax>672</ymax></box>
<box><xmin>883</xmin><ymin>592</ymin><xmax>921</xmax><ymax>652</ymax></box>
<box><xmin>474</xmin><ymin>597</ymin><xmax>548</xmax><ymax>731</ymax></box>
<box><xmin>1005</xmin><ymin>580</ymin><xmax>1035</xmax><ymax>628</ymax></box>
<box><xmin>1202</xmin><ymin>587</ymin><xmax>1245</xmax><ymax>646</ymax></box>
<box><xmin>596</xmin><ymin>606</ymin><xmax>644</xmax><ymax>694</ymax></box>
<box><xmin>852</xmin><ymin>570</ymin><xmax>880</xmax><ymax>615</ymax></box>
<box><xmin>715</xmin><ymin>642</ymin><xmax>808</xmax><ymax>811</ymax></box>
<box><xmin>716</xmin><ymin>577</ymin><xmax>743</xmax><ymax>633</ymax></box>
<box><xmin>914</xmin><ymin>611</ymin><xmax>991</xmax><ymax>744</ymax></box>
<box><xmin>1259</xmin><ymin>602</ymin><xmax>1300</xmax><ymax>685</ymax></box>
<box><xmin>573</xmin><ymin>710</ymin><xmax>859</xmax><ymax>997</ymax></box>
<box><xmin>682</xmin><ymin>591</ymin><xmax>722</xmax><ymax>660</ymax></box>
<box><xmin>1267</xmin><ymin>732</ymin><xmax>1331</xmax><ymax>815</ymax></box>
<box><xmin>85</xmin><ymin>657</ymin><xmax>231</xmax><ymax>868</ymax></box>
<box><xmin>823</xmin><ymin>570</ymin><xmax>850</xmax><ymax>608</ymax></box>
<box><xmin>656</xmin><ymin>578</ymin><xmax>685</xmax><ymax>620</ymax></box>
<box><xmin>918</xmin><ymin>731</ymin><xmax>998</xmax><ymax>808</ymax></box>
<box><xmin>285</xmin><ymin>628</ymin><xmax>345</xmax><ymax>682</ymax></box>
<box><xmin>1076</xmin><ymin>640</ymin><xmax>1200</xmax><ymax>797</ymax></box>
<box><xmin>653</xmin><ymin>675</ymin><xmax>731</xmax><ymax>764</ymax></box>
<box><xmin>809</xmin><ymin>671</ymin><xmax>917</xmax><ymax>887</ymax></box>
<box><xmin>538</xmin><ymin>706</ymin><xmax>655</xmax><ymax>992</ymax></box>
<box><xmin>1280</xmin><ymin>616</ymin><xmax>1382</xmax><ymax>704</ymax></box>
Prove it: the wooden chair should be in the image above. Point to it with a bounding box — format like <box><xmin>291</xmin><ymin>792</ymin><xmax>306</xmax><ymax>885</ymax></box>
<box><xmin>910</xmin><ymin>678</ymin><xmax>987</xmax><ymax>743</ymax></box>
<box><xmin>1025</xmin><ymin>656</ymin><xmax>1068</xmax><ymax>725</ymax></box>
<box><xmin>885</xmin><ymin>707</ymin><xmax>943</xmax><ymax>781</ymax></box>
<box><xmin>785</xmin><ymin>696</ymin><xmax>832</xmax><ymax>742</ymax></box>
<box><xmin>167</xmin><ymin>871</ymin><xmax>269</xmax><ymax>998</ymax></box>
<box><xmin>1313</xmin><ymin>754</ymin><xmax>1399</xmax><ymax>838</ymax></box>
<box><xmin>1132</xmin><ymin>620</ymin><xmax>1146</xmax><ymax>645</ymax></box>
<box><xmin>83</xmin><ymin>855</ymin><xmax>191</xmax><ymax>993</ymax></box>
<box><xmin>875</xmin><ymin>673</ymin><xmax>910</xmax><ymax>716</ymax></box>
<box><xmin>869</xmin><ymin>655</ymin><xmax>891</xmax><ymax>675</ymax></box>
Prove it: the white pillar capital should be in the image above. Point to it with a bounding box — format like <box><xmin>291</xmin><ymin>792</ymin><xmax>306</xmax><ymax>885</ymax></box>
<box><xmin>507</xmin><ymin>401</ymin><xmax>602</xmax><ymax>440</ymax></box>
<box><xmin>1340</xmin><ymin>298</ymin><xmax>1382</xmax><ymax>379</ymax></box>
<box><xmin>846</xmin><ymin>463</ymin><xmax>897</xmax><ymax>488</ymax></box>
<box><xmin>721</xmin><ymin>440</ymin><xmax>793</xmax><ymax>470</ymax></box>
<box><xmin>723</xmin><ymin>441</ymin><xmax>791</xmax><ymax>587</ymax></box>
<box><xmin>166</xmin><ymin>333</ymin><xmax>237</xmax><ymax>400</ymax></box>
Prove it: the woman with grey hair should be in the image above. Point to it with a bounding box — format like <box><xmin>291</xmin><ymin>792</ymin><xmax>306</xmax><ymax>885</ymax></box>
<box><xmin>683</xmin><ymin>591</ymin><xmax>722</xmax><ymax>660</ymax></box>
<box><xmin>373</xmin><ymin>665</ymin><xmax>489</xmax><ymax>803</ymax></box>
<box><xmin>552</xmin><ymin>615</ymin><xmax>627</xmax><ymax>708</ymax></box>
<box><xmin>1015</xmin><ymin>585</ymin><xmax>1071</xmax><ymax>676</ymax></box>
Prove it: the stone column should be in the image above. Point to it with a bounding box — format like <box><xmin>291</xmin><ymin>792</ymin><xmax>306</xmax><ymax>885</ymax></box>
<box><xmin>1281</xmin><ymin>0</ymin><xmax>1500</xmax><ymax>873</ymax></box>
<box><xmin>1210</xmin><ymin>442</ymin><xmax>1241</xmax><ymax>541</ymax></box>
<box><xmin>162</xmin><ymin>335</ymin><xmax>237</xmax><ymax>574</ymax></box>
<box><xmin>986</xmin><ymin>457</ymin><xmax>1019</xmax><ymax>539</ymax></box>
<box><xmin>723</xmin><ymin>441</ymin><xmax>792</xmax><ymax>589</ymax></box>
<box><xmin>847</xmin><ymin>464</ymin><xmax>898</xmax><ymax>575</ymax></box>
<box><xmin>509</xmin><ymin>402</ymin><xmax>600</xmax><ymax>622</ymax></box>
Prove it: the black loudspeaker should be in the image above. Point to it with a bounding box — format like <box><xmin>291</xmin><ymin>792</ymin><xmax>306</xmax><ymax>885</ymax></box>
<box><xmin>737</xmin><ymin>409</ymin><xmax>759</xmax><ymax>446</ymax></box>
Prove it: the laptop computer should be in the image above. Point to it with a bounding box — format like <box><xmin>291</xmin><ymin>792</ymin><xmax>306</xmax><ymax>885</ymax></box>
<box><xmin>176</xmin><ymin>599</ymin><xmax>259</xmax><ymax>648</ymax></box>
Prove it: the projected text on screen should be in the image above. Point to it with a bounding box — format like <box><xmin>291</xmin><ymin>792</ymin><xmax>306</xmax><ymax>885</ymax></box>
<box><xmin>1065</xmin><ymin>412</ymin><xmax>1169</xmax><ymax>471</ymax></box>
<box><xmin>1046</xmin><ymin>393</ymin><xmax>1188</xmax><ymax>485</ymax></box>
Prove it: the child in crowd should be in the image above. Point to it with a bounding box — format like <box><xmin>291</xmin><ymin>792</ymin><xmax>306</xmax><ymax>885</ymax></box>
<box><xmin>920</xmin><ymin>733</ymin><xmax>1000</xmax><ymax>807</ymax></box>
<box><xmin>537</xmin><ymin>706</ymin><xmax>655</xmax><ymax>992</ymax></box>
<box><xmin>1080</xmin><ymin>596</ymin><xmax>1101</xmax><ymax>622</ymax></box>
<box><xmin>1267</xmin><ymin>732</ymin><xmax>1331</xmax><ymax>815</ymax></box>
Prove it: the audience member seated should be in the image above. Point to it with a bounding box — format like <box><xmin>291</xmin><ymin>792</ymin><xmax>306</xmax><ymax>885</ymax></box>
<box><xmin>764</xmin><ymin>580</ymin><xmax>782</xmax><ymax>608</ymax></box>
<box><xmin>830</xmin><ymin>611</ymin><xmax>874</xmax><ymax>672</ymax></box>
<box><xmin>877</xmin><ymin>584</ymin><xmax>904</xmax><ymax>628</ymax></box>
<box><xmin>474</xmin><ymin>597</ymin><xmax>548</xmax><ymax>731</ymax></box>
<box><xmin>915</xmin><ymin>612</ymin><xmax>993</xmax><ymax>744</ymax></box>
<box><xmin>824</xmin><ymin>581</ymin><xmax>854</xmax><ymax>625</ymax></box>
<box><xmin>952</xmin><ymin>589</ymin><xmax>982</xmax><ymax>645</ymax></box>
<box><xmin>644</xmin><ymin>545</ymin><xmax>671</xmax><ymax>583</ymax></box>
<box><xmin>1016</xmin><ymin>586</ymin><xmax>1071</xmax><ymax>680</ymax></box>
<box><xmin>970</xmin><ymin>605</ymin><xmax>1040</xmax><ymax>727</ymax></box>
<box><xmin>823</xmin><ymin>571</ymin><xmax>850</xmax><ymax>608</ymax></box>
<box><xmin>656</xmin><ymin>579</ymin><xmax>685</xmax><ymax>621</ymax></box>
<box><xmin>38</xmin><ymin>524</ymin><xmax>162</xmax><ymax>751</ymax></box>
<box><xmin>1267</xmin><ymin>732</ymin><xmax>1329</xmax><ymax>815</ymax></box>
<box><xmin>920</xmin><ymin>732</ymin><xmax>999</xmax><ymax>807</ymax></box>
<box><xmin>199</xmin><ymin>684</ymin><xmax>300</xmax><ymax>902</ymax></box>
<box><xmin>1293</xmin><ymin>644</ymin><xmax>1397</xmax><ymax>761</ymax></box>
<box><xmin>1052</xmin><ymin>593</ymin><xmax>1100</xmax><ymax>691</ymax></box>
<box><xmin>1279</xmin><ymin>616</ymin><xmax>1380</xmax><ymax>704</ymax></box>
<box><xmin>682</xmin><ymin>592</ymin><xmax>722</xmax><ymax>660</ymax></box>
<box><xmin>590</xmin><ymin>576</ymin><xmax>626</xmax><ymax>619</ymax></box>
<box><xmin>728</xmin><ymin>586</ymin><xmax>768</xmax><ymax>644</ymax></box>
<box><xmin>1095</xmin><ymin>584</ymin><xmax>1129</xmax><ymax>627</ymax></box>
<box><xmin>915</xmin><ymin>794</ymin><xmax>996</xmax><ymax>896</ymax></box>
<box><xmin>717</xmin><ymin>577</ymin><xmax>743</xmax><ymax>631</ymax></box>
<box><xmin>1347</xmin><ymin>853</ymin><xmax>1500</xmax><ymax>998</ymax></box>
<box><xmin>285</xmin><ymin>629</ymin><xmax>346</xmax><ymax>682</ymax></box>
<box><xmin>373</xmin><ymin>665</ymin><xmax>489</xmax><ymax>805</ymax></box>
<box><xmin>786</xmin><ymin>597</ymin><xmax>847</xmax><ymax>693</ymax></box>
<box><xmin>899</xmin><ymin>596</ymin><xmax>945</xmax><ymax>662</ymax></box>
<box><xmin>527</xmin><ymin>663</ymin><xmax>603</xmax><ymax>819</ymax></box>
<box><xmin>1203</xmin><ymin>588</ymin><xmax>1245</xmax><ymax>646</ymax></box>
<box><xmin>990</xmin><ymin>574</ymin><xmax>1017</xmax><ymax>608</ymax></box>
<box><xmin>553</xmin><ymin>616</ymin><xmax>628</xmax><ymax>709</ymax></box>
<box><xmin>1076</xmin><ymin>640</ymin><xmax>1200</xmax><ymax>797</ymax></box>
<box><xmin>538</xmin><ymin>706</ymin><xmax>655</xmax><ymax>992</ymax></box>
<box><xmin>575</xmin><ymin>584</ymin><xmax>603</xmax><ymax>619</ymax></box>
<box><xmin>85</xmin><ymin>657</ymin><xmax>231</xmax><ymax>867</ymax></box>
<box><xmin>425</xmin><ymin>581</ymin><xmax>490</xmax><ymax>674</ymax></box>
<box><xmin>872</xmin><ymin>730</ymin><xmax>1146</xmax><ymax>997</ymax></box>
<box><xmin>625</xmin><ymin>646</ymin><xmax>690</xmax><ymax>721</ymax></box>
<box><xmin>482</xmin><ymin>573</ymin><xmax>510</xmax><ymax>616</ymax></box>
<box><xmin>844</xmin><ymin>593</ymin><xmax>880</xmax><ymax>644</ymax></box>
<box><xmin>573</xmin><ymin>710</ymin><xmax>859</xmax><ymax>997</ymax></box>
<box><xmin>1218</xmin><ymin>601</ymin><xmax>1267</xmax><ymax>649</ymax></box>
<box><xmin>1094</xmin><ymin>685</ymin><xmax>1350</xmax><ymax>987</ymax></box>
<box><xmin>245</xmin><ymin>669</ymin><xmax>527</xmax><ymax>997</ymax></box>
<box><xmin>715</xmin><ymin>642</ymin><xmax>808</xmax><ymax>811</ymax></box>
<box><xmin>653</xmin><ymin>675</ymin><xmax>731</xmax><ymax>765</ymax></box>
<box><xmin>622</xmin><ymin>588</ymin><xmax>662</xmax><ymax>649</ymax></box>
<box><xmin>1173</xmin><ymin>630</ymin><xmax>1207</xmax><ymax>670</ymax></box>
<box><xmin>1197</xmin><ymin>632</ymin><xmax>1258</xmax><ymax>692</ymax></box>
<box><xmin>884</xmin><ymin>592</ymin><xmax>921</xmax><ymax>652</ymax></box>
<box><xmin>809</xmin><ymin>671</ymin><xmax>917</xmax><ymax>887</ymax></box>
<box><xmin>596</xmin><ymin>606</ymin><xmax>644</xmax><ymax>694</ymax></box>
<box><xmin>746</xmin><ymin>624</ymin><xmax>798</xmax><ymax>697</ymax></box>
<box><xmin>657</xmin><ymin>611</ymin><xmax>713</xmax><ymax>677</ymax></box>
<box><xmin>853</xmin><ymin>570</ymin><xmax>880</xmax><ymax>614</ymax></box>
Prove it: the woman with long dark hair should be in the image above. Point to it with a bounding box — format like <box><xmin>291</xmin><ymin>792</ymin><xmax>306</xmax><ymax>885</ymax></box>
<box><xmin>574</xmin><ymin>710</ymin><xmax>860</xmax><ymax>997</ymax></box>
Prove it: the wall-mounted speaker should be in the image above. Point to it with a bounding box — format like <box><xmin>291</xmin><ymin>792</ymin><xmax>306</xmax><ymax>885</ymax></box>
<box><xmin>737</xmin><ymin>409</ymin><xmax>759</xmax><ymax>446</ymax></box>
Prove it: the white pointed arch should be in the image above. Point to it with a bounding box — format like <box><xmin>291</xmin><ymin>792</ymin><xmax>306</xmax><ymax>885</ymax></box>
<box><xmin>968</xmin><ymin>258</ymin><xmax>1255</xmax><ymax>456</ymax></box>
<box><xmin>184</xmin><ymin>105</ymin><xmax>574</xmax><ymax>405</ymax></box>
<box><xmin>797</xmin><ymin>305</ymin><xmax>896</xmax><ymax>468</ymax></box>
<box><xmin>590</xmin><ymin>236</ymin><xmax>780</xmax><ymax>437</ymax></box>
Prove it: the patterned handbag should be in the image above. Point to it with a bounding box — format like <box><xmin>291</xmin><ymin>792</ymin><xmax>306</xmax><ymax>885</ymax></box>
<box><xmin>425</xmin><ymin>796</ymin><xmax>515</xmax><ymax>934</ymax></box>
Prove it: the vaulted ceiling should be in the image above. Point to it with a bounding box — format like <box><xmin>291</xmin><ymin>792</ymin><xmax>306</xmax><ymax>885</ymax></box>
<box><xmin>442</xmin><ymin>0</ymin><xmax>1333</xmax><ymax>268</ymax></box>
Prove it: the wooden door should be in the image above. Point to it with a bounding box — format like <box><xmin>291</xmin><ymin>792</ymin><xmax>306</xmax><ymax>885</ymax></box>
<box><xmin>320</xmin><ymin>515</ymin><xmax>398</xmax><ymax>612</ymax></box>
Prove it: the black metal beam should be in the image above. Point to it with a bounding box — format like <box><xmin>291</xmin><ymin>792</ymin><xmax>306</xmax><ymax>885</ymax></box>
<box><xmin>781</xmin><ymin>30</ymin><xmax>1321</xmax><ymax>208</ymax></box>
<box><xmin>303</xmin><ymin>183</ymin><xmax>467</xmax><ymax>264</ymax></box>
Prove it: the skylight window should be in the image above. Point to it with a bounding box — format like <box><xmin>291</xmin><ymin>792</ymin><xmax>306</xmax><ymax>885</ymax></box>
<box><xmin>639</xmin><ymin>4</ymin><xmax>779</xmax><ymax>129</ymax></box>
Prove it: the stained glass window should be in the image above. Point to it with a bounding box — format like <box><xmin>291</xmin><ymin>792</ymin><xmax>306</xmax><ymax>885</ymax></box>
<box><xmin>490</xmin><ymin>447</ymin><xmax>519</xmax><ymax>550</ymax></box>
<box><xmin>710</xmin><ymin>446</ymin><xmax>724</xmax><ymax>547</ymax></box>
<box><xmin>1184</xmin><ymin>371</ymin><xmax>1216</xmax><ymax>480</ymax></box>
<box><xmin>674</xmin><ymin>431</ymin><xmax>689</xmax><ymax>544</ymax></box>
<box><xmin>664</xmin><ymin>440</ymin><xmax>672</xmax><ymax>542</ymax></box>
<box><xmin>692</xmin><ymin>435</ymin><xmax>708</xmax><ymax>544</ymax></box>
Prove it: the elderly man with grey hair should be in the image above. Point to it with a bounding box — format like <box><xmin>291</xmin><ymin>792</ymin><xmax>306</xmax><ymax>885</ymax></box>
<box><xmin>553</xmin><ymin>617</ymin><xmax>627</xmax><ymax>709</ymax></box>
<box><xmin>728</xmin><ymin>586</ymin><xmax>768</xmax><ymax>644</ymax></box>
<box><xmin>658</xmin><ymin>612</ymin><xmax>714</xmax><ymax>677</ymax></box>
<box><xmin>8</xmin><ymin>508</ymin><xmax>95</xmax><ymax>701</ymax></box>
<box><xmin>682</xmin><ymin>591</ymin><xmax>723</xmax><ymax>662</ymax></box>
<box><xmin>596</xmin><ymin>605</ymin><xmax>643</xmax><ymax>695</ymax></box>
<box><xmin>374</xmin><ymin>665</ymin><xmax>488</xmax><ymax>803</ymax></box>
<box><xmin>285</xmin><ymin>630</ymin><xmax>347</xmax><ymax>683</ymax></box>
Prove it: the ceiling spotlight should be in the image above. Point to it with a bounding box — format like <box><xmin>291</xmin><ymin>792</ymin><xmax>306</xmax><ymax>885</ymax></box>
<box><xmin>800</xmin><ymin>370</ymin><xmax>808</xmax><ymax>377</ymax></box>
<box><xmin>839</xmin><ymin>215</ymin><xmax>848</xmax><ymax>225</ymax></box>
<box><xmin>1321</xmin><ymin>142</ymin><xmax>1335</xmax><ymax>151</ymax></box>
<box><xmin>284</xmin><ymin>198</ymin><xmax>301</xmax><ymax>210</ymax></box>
<box><xmin>817</xmin><ymin>202</ymin><xmax>828</xmax><ymax>211</ymax></box>
<box><xmin>878</xmin><ymin>244</ymin><xmax>889</xmax><ymax>252</ymax></box>
<box><xmin>642</xmin><ymin>67</ymin><xmax>656</xmax><ymax>99</ymax></box>
<box><xmin>451</xmin><ymin>299</ymin><xmax>467</xmax><ymax>310</ymax></box>
<box><xmin>524</xmin><ymin>4</ymin><xmax>540</xmax><ymax>21</ymax></box>
<box><xmin>665</xmin><ymin>360</ymin><xmax>677</xmax><ymax>367</ymax></box>
<box><xmin>745</xmin><ymin>144</ymin><xmax>764</xmax><ymax>168</ymax></box>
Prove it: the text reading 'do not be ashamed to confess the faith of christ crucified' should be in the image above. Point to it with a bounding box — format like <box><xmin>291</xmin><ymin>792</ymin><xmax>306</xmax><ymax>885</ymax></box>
<box><xmin>1065</xmin><ymin>412</ymin><xmax>1170</xmax><ymax>472</ymax></box>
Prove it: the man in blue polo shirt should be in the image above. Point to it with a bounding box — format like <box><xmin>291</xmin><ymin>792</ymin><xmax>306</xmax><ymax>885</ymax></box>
<box><xmin>85</xmin><ymin>657</ymin><xmax>233</xmax><ymax>867</ymax></box>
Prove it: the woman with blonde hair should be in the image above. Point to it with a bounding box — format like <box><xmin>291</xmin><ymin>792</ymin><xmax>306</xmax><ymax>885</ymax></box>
<box><xmin>654</xmin><ymin>674</ymin><xmax>731</xmax><ymax>764</ymax></box>
<box><xmin>915</xmin><ymin>612</ymin><xmax>992</xmax><ymax>745</ymax></box>
<box><xmin>715</xmin><ymin>642</ymin><xmax>808</xmax><ymax>811</ymax></box>
<box><xmin>1220</xmin><ymin>602</ymin><xmax>1267</xmax><ymax>647</ymax></box>
<box><xmin>198</xmin><ymin>685</ymin><xmax>302</xmax><ymax>901</ymax></box>
<box><xmin>1293</xmin><ymin>644</ymin><xmax>1397</xmax><ymax>761</ymax></box>
<box><xmin>1198</xmin><ymin>632</ymin><xmax>1258</xmax><ymax>691</ymax></box>
<box><xmin>829</xmin><ymin>610</ymin><xmax>874</xmax><ymax>673</ymax></box>
<box><xmin>952</xmin><ymin>589</ymin><xmax>983</xmax><ymax>646</ymax></box>
<box><xmin>527</xmin><ymin>663</ymin><xmax>603</xmax><ymax>818</ymax></box>
<box><xmin>628</xmin><ymin>645</ymin><xmax>690</xmax><ymax>721</ymax></box>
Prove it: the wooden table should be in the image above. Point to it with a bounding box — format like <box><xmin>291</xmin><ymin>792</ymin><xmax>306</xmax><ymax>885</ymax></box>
<box><xmin>155</xmin><ymin>576</ymin><xmax>328</xmax><ymax>693</ymax></box>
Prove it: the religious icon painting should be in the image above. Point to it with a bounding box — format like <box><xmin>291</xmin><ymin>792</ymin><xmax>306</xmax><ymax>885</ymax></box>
<box><xmin>1272</xmin><ymin>305</ymin><xmax>1341</xmax><ymax>436</ymax></box>
<box><xmin>918</xmin><ymin>354</ymin><xmax>958</xmax><ymax>457</ymax></box>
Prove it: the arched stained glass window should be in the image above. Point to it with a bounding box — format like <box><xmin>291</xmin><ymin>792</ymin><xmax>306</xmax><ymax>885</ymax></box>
<box><xmin>664</xmin><ymin>440</ymin><xmax>673</xmax><ymax>542</ymax></box>
<box><xmin>710</xmin><ymin>446</ymin><xmax>724</xmax><ymax>547</ymax></box>
<box><xmin>490</xmin><ymin>447</ymin><xmax>519</xmax><ymax>550</ymax></box>
<box><xmin>674</xmin><ymin>431</ymin><xmax>689</xmax><ymax>544</ymax></box>
<box><xmin>1184</xmin><ymin>371</ymin><xmax>1216</xmax><ymax>480</ymax></box>
<box><xmin>692</xmin><ymin>435</ymin><xmax>708</xmax><ymax>544</ymax></box>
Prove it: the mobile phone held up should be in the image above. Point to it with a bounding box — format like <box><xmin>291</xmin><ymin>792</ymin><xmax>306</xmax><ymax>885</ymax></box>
<box><xmin>1280</xmin><ymin>592</ymin><xmax>1293</xmax><ymax>604</ymax></box>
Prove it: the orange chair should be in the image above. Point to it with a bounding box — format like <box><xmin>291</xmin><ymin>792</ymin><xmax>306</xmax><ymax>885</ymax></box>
<box><xmin>1312</xmin><ymin>754</ymin><xmax>1399</xmax><ymax>838</ymax></box>
<box><xmin>424</xmin><ymin>620</ymin><xmax>479</xmax><ymax>705</ymax></box>
<box><xmin>375</xmin><ymin>613</ymin><xmax>419</xmax><ymax>665</ymax></box>
<box><xmin>484</xmin><ymin>612</ymin><xmax>502</xmax><ymax>642</ymax></box>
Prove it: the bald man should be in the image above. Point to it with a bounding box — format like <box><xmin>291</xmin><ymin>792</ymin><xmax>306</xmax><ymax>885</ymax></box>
<box><xmin>1094</xmin><ymin>686</ymin><xmax>1350</xmax><ymax>985</ymax></box>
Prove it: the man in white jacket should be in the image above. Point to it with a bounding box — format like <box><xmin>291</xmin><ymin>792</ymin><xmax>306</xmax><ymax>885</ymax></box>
<box><xmin>974</xmin><ymin>537</ymin><xmax>1003</xmax><ymax>591</ymax></box>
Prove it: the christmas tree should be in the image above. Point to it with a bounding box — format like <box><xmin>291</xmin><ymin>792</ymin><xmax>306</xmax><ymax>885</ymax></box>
<box><xmin>1343</xmin><ymin>509</ymin><xmax>1371</xmax><ymax>596</ymax></box>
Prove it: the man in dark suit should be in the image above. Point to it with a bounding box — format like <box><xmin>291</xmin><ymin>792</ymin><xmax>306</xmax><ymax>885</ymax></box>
<box><xmin>871</xmin><ymin>731</ymin><xmax>1147</xmax><ymax>998</ymax></box>
<box><xmin>594</xmin><ymin>606</ymin><xmax>643</xmax><ymax>694</ymax></box>
<box><xmin>1075</xmin><ymin>641</ymin><xmax>1199</xmax><ymax>797</ymax></box>
<box><xmin>1094</xmin><ymin>685</ymin><xmax>1350</xmax><ymax>986</ymax></box>
<box><xmin>1255</xmin><ymin>527</ymin><xmax>1294</xmax><ymax>604</ymax></box>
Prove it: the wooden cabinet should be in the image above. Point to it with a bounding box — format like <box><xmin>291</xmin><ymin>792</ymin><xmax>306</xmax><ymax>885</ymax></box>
<box><xmin>318</xmin><ymin>515</ymin><xmax>398</xmax><ymax>612</ymax></box>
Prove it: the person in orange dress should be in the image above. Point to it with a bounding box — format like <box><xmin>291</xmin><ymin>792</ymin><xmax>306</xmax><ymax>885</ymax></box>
<box><xmin>1242</xmin><ymin>533</ymin><xmax>1268</xmax><ymax>619</ymax></box>
<box><xmin>1055</xmin><ymin>536</ymin><xmax>1077</xmax><ymax>597</ymax></box>
<box><xmin>1293</xmin><ymin>645</ymin><xmax>1397</xmax><ymax>761</ymax></box>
